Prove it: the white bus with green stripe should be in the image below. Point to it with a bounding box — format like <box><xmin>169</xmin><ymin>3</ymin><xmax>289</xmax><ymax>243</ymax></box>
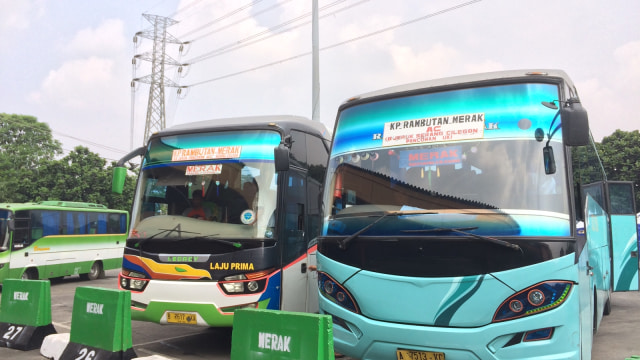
<box><xmin>0</xmin><ymin>201</ymin><xmax>129</xmax><ymax>282</ymax></box>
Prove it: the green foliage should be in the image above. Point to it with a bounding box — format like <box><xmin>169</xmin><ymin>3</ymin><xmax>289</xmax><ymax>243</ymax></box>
<box><xmin>0</xmin><ymin>113</ymin><xmax>136</xmax><ymax>212</ymax></box>
<box><xmin>596</xmin><ymin>130</ymin><xmax>640</xmax><ymax>207</ymax></box>
<box><xmin>0</xmin><ymin>113</ymin><xmax>62</xmax><ymax>202</ymax></box>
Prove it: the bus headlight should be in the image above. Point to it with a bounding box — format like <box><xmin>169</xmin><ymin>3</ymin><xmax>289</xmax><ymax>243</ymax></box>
<box><xmin>493</xmin><ymin>281</ymin><xmax>573</xmax><ymax>322</ymax></box>
<box><xmin>318</xmin><ymin>272</ymin><xmax>359</xmax><ymax>314</ymax></box>
<box><xmin>118</xmin><ymin>272</ymin><xmax>149</xmax><ymax>292</ymax></box>
<box><xmin>220</xmin><ymin>269</ymin><xmax>272</xmax><ymax>295</ymax></box>
<box><xmin>130</xmin><ymin>279</ymin><xmax>147</xmax><ymax>290</ymax></box>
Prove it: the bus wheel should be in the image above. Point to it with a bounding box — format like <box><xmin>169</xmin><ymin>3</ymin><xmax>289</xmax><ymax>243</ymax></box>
<box><xmin>603</xmin><ymin>297</ymin><xmax>612</xmax><ymax>316</ymax></box>
<box><xmin>22</xmin><ymin>268</ymin><xmax>37</xmax><ymax>280</ymax></box>
<box><xmin>81</xmin><ymin>261</ymin><xmax>104</xmax><ymax>281</ymax></box>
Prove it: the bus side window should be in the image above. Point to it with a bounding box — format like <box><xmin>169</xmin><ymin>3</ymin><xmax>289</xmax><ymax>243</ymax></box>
<box><xmin>108</xmin><ymin>213</ymin><xmax>121</xmax><ymax>233</ymax></box>
<box><xmin>97</xmin><ymin>213</ymin><xmax>108</xmax><ymax>234</ymax></box>
<box><xmin>41</xmin><ymin>211</ymin><xmax>61</xmax><ymax>237</ymax></box>
<box><xmin>88</xmin><ymin>213</ymin><xmax>98</xmax><ymax>234</ymax></box>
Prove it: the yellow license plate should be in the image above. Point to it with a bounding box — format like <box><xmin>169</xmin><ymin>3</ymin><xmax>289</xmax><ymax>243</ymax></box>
<box><xmin>397</xmin><ymin>348</ymin><xmax>445</xmax><ymax>360</ymax></box>
<box><xmin>166</xmin><ymin>312</ymin><xmax>198</xmax><ymax>324</ymax></box>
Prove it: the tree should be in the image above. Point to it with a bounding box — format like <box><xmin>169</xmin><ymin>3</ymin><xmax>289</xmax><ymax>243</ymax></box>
<box><xmin>0</xmin><ymin>113</ymin><xmax>62</xmax><ymax>202</ymax></box>
<box><xmin>0</xmin><ymin>113</ymin><xmax>136</xmax><ymax>211</ymax></box>
<box><xmin>596</xmin><ymin>130</ymin><xmax>640</xmax><ymax>207</ymax></box>
<box><xmin>34</xmin><ymin>146</ymin><xmax>136</xmax><ymax>211</ymax></box>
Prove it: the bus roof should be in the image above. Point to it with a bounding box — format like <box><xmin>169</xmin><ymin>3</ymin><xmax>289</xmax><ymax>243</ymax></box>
<box><xmin>151</xmin><ymin>115</ymin><xmax>331</xmax><ymax>141</ymax></box>
<box><xmin>0</xmin><ymin>201</ymin><xmax>127</xmax><ymax>212</ymax></box>
<box><xmin>339</xmin><ymin>69</ymin><xmax>578</xmax><ymax>111</ymax></box>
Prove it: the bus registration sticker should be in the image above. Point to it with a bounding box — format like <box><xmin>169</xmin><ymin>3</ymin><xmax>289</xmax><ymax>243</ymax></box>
<box><xmin>396</xmin><ymin>349</ymin><xmax>444</xmax><ymax>360</ymax></box>
<box><xmin>166</xmin><ymin>311</ymin><xmax>198</xmax><ymax>325</ymax></box>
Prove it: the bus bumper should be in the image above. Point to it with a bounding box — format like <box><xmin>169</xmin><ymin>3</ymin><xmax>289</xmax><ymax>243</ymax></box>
<box><xmin>320</xmin><ymin>290</ymin><xmax>582</xmax><ymax>360</ymax></box>
<box><xmin>121</xmin><ymin>275</ymin><xmax>270</xmax><ymax>327</ymax></box>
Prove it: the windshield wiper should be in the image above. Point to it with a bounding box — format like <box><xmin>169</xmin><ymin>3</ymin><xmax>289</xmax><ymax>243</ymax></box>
<box><xmin>337</xmin><ymin>210</ymin><xmax>436</xmax><ymax>250</ymax></box>
<box><xmin>402</xmin><ymin>227</ymin><xmax>521</xmax><ymax>251</ymax></box>
<box><xmin>181</xmin><ymin>234</ymin><xmax>243</xmax><ymax>249</ymax></box>
<box><xmin>134</xmin><ymin>225</ymin><xmax>199</xmax><ymax>254</ymax></box>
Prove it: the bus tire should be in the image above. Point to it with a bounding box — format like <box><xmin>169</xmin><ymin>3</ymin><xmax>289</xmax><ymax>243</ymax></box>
<box><xmin>603</xmin><ymin>297</ymin><xmax>612</xmax><ymax>316</ymax></box>
<box><xmin>81</xmin><ymin>261</ymin><xmax>104</xmax><ymax>281</ymax></box>
<box><xmin>21</xmin><ymin>268</ymin><xmax>38</xmax><ymax>280</ymax></box>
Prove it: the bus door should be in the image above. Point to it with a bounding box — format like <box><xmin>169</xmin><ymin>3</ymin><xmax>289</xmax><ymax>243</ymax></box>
<box><xmin>279</xmin><ymin>170</ymin><xmax>309</xmax><ymax>312</ymax></box>
<box><xmin>581</xmin><ymin>183</ymin><xmax>611</xmax><ymax>293</ymax></box>
<box><xmin>606</xmin><ymin>181</ymin><xmax>639</xmax><ymax>291</ymax></box>
<box><xmin>11</xmin><ymin>211</ymin><xmax>34</xmax><ymax>276</ymax></box>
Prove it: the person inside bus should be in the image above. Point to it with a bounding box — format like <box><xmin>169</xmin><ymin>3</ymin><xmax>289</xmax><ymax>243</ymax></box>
<box><xmin>242</xmin><ymin>180</ymin><xmax>258</xmax><ymax>210</ymax></box>
<box><xmin>183</xmin><ymin>190</ymin><xmax>212</xmax><ymax>220</ymax></box>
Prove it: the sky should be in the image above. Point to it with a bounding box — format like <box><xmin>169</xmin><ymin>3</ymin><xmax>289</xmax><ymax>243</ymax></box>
<box><xmin>1</xmin><ymin>0</ymin><xmax>639</xmax><ymax>163</ymax></box>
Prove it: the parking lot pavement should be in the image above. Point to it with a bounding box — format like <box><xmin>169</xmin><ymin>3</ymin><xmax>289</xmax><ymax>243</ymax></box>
<box><xmin>592</xmin><ymin>291</ymin><xmax>640</xmax><ymax>359</ymax></box>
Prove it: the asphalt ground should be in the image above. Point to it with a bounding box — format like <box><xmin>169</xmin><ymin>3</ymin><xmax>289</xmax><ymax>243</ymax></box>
<box><xmin>0</xmin><ymin>271</ymin><xmax>638</xmax><ymax>360</ymax></box>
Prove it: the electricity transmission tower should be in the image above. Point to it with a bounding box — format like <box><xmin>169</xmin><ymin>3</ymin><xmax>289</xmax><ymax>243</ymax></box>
<box><xmin>133</xmin><ymin>14</ymin><xmax>183</xmax><ymax>143</ymax></box>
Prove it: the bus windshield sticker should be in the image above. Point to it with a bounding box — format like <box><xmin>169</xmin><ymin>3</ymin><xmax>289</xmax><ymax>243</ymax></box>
<box><xmin>382</xmin><ymin>113</ymin><xmax>485</xmax><ymax>146</ymax></box>
<box><xmin>400</xmin><ymin>146</ymin><xmax>462</xmax><ymax>167</ymax></box>
<box><xmin>172</xmin><ymin>146</ymin><xmax>242</xmax><ymax>161</ymax></box>
<box><xmin>185</xmin><ymin>164</ymin><xmax>223</xmax><ymax>176</ymax></box>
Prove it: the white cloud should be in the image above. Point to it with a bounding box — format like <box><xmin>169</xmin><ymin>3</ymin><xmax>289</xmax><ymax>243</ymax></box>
<box><xmin>463</xmin><ymin>60</ymin><xmax>504</xmax><ymax>75</ymax></box>
<box><xmin>614</xmin><ymin>40</ymin><xmax>640</xmax><ymax>90</ymax></box>
<box><xmin>390</xmin><ymin>43</ymin><xmax>458</xmax><ymax>81</ymax></box>
<box><xmin>31</xmin><ymin>57</ymin><xmax>117</xmax><ymax>109</ymax></box>
<box><xmin>66</xmin><ymin>19</ymin><xmax>127</xmax><ymax>57</ymax></box>
<box><xmin>0</xmin><ymin>0</ymin><xmax>44</xmax><ymax>31</ymax></box>
<box><xmin>20</xmin><ymin>16</ymin><xmax>136</xmax><ymax>159</ymax></box>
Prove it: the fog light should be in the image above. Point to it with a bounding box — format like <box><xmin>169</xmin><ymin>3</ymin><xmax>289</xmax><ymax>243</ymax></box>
<box><xmin>120</xmin><ymin>277</ymin><xmax>128</xmax><ymax>288</ymax></box>
<box><xmin>524</xmin><ymin>327</ymin><xmax>554</xmax><ymax>341</ymax></box>
<box><xmin>247</xmin><ymin>281</ymin><xmax>259</xmax><ymax>292</ymax></box>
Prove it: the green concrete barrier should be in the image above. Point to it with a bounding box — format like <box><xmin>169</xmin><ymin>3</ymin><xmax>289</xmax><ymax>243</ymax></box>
<box><xmin>0</xmin><ymin>278</ymin><xmax>57</xmax><ymax>350</ymax></box>
<box><xmin>231</xmin><ymin>308</ymin><xmax>334</xmax><ymax>360</ymax></box>
<box><xmin>59</xmin><ymin>286</ymin><xmax>136</xmax><ymax>360</ymax></box>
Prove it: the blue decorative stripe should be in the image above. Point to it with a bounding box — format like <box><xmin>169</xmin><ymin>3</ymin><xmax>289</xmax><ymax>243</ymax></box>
<box><xmin>434</xmin><ymin>275</ymin><xmax>485</xmax><ymax>326</ymax></box>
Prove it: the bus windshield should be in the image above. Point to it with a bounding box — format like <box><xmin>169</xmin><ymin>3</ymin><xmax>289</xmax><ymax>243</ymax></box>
<box><xmin>324</xmin><ymin>139</ymin><xmax>569</xmax><ymax>237</ymax></box>
<box><xmin>323</xmin><ymin>82</ymin><xmax>571</xmax><ymax>239</ymax></box>
<box><xmin>130</xmin><ymin>130</ymin><xmax>281</xmax><ymax>241</ymax></box>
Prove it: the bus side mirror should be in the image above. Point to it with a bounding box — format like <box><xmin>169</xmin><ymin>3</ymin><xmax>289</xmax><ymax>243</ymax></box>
<box><xmin>8</xmin><ymin>218</ymin><xmax>14</xmax><ymax>231</ymax></box>
<box><xmin>112</xmin><ymin>145</ymin><xmax>146</xmax><ymax>194</ymax></box>
<box><xmin>562</xmin><ymin>102</ymin><xmax>590</xmax><ymax>146</ymax></box>
<box><xmin>543</xmin><ymin>145</ymin><xmax>556</xmax><ymax>174</ymax></box>
<box><xmin>274</xmin><ymin>144</ymin><xmax>290</xmax><ymax>172</ymax></box>
<box><xmin>112</xmin><ymin>166</ymin><xmax>127</xmax><ymax>194</ymax></box>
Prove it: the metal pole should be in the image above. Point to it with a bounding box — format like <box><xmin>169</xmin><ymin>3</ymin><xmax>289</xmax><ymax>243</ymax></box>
<box><xmin>311</xmin><ymin>0</ymin><xmax>320</xmax><ymax>122</ymax></box>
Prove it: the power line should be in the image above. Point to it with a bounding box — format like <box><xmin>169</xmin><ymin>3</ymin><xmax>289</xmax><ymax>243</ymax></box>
<box><xmin>168</xmin><ymin>0</ymin><xmax>208</xmax><ymax>19</ymax></box>
<box><xmin>185</xmin><ymin>0</ymin><xmax>349</xmax><ymax>64</ymax></box>
<box><xmin>187</xmin><ymin>0</ymin><xmax>482</xmax><ymax>88</ymax></box>
<box><xmin>0</xmin><ymin>115</ymin><xmax>128</xmax><ymax>160</ymax></box>
<box><xmin>183</xmin><ymin>0</ymin><xmax>293</xmax><ymax>43</ymax></box>
<box><xmin>178</xmin><ymin>0</ymin><xmax>265</xmax><ymax>38</ymax></box>
<box><xmin>52</xmin><ymin>131</ymin><xmax>127</xmax><ymax>155</ymax></box>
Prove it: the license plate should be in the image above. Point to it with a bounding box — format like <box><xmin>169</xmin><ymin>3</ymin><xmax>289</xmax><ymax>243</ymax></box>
<box><xmin>166</xmin><ymin>312</ymin><xmax>198</xmax><ymax>325</ymax></box>
<box><xmin>396</xmin><ymin>348</ymin><xmax>445</xmax><ymax>360</ymax></box>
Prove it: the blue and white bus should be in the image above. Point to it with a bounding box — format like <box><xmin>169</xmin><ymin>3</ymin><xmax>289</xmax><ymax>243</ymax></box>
<box><xmin>316</xmin><ymin>70</ymin><xmax>638</xmax><ymax>359</ymax></box>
